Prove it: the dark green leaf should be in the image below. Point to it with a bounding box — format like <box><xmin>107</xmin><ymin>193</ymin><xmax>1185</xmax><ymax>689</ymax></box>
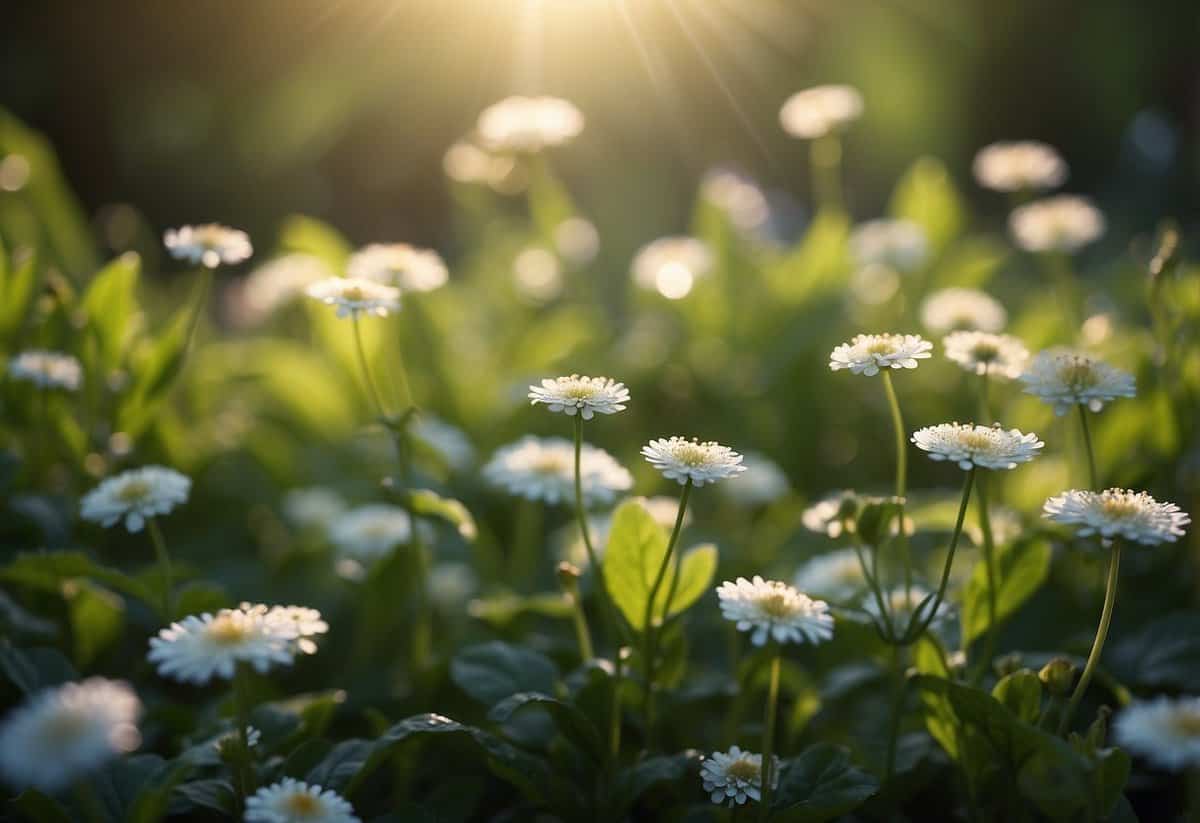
<box><xmin>7</xmin><ymin>790</ymin><xmax>72</xmax><ymax>823</ymax></box>
<box><xmin>488</xmin><ymin>692</ymin><xmax>605</xmax><ymax>763</ymax></box>
<box><xmin>79</xmin><ymin>252</ymin><xmax>140</xmax><ymax>372</ymax></box>
<box><xmin>961</xmin><ymin>537</ymin><xmax>1051</xmax><ymax>646</ymax></box>
<box><xmin>855</xmin><ymin>498</ymin><xmax>903</xmax><ymax>549</ymax></box>
<box><xmin>0</xmin><ymin>642</ymin><xmax>76</xmax><ymax>694</ymax></box>
<box><xmin>170</xmin><ymin>779</ymin><xmax>234</xmax><ymax>817</ymax></box>
<box><xmin>991</xmin><ymin>670</ymin><xmax>1042</xmax><ymax>725</ymax></box>
<box><xmin>773</xmin><ymin>743</ymin><xmax>879</xmax><ymax>821</ymax></box>
<box><xmin>450</xmin><ymin>642</ymin><xmax>559</xmax><ymax>706</ymax></box>
<box><xmin>611</xmin><ymin>751</ymin><xmax>700</xmax><ymax>818</ymax></box>
<box><xmin>67</xmin><ymin>580</ymin><xmax>124</xmax><ymax>666</ymax></box>
<box><xmin>0</xmin><ymin>550</ymin><xmax>156</xmax><ymax>606</ymax></box>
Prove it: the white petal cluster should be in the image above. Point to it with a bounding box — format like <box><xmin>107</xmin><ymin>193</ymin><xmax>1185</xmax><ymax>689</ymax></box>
<box><xmin>920</xmin><ymin>288</ymin><xmax>1007</xmax><ymax>333</ymax></box>
<box><xmin>642</xmin><ymin>437</ymin><xmax>746</xmax><ymax>487</ymax></box>
<box><xmin>779</xmin><ymin>84</ymin><xmax>864</xmax><ymax>139</ymax></box>
<box><xmin>1019</xmin><ymin>349</ymin><xmax>1136</xmax><ymax>415</ymax></box>
<box><xmin>700</xmin><ymin>746</ymin><xmax>778</xmax><ymax>807</ymax></box>
<box><xmin>554</xmin><ymin>218</ymin><xmax>600</xmax><ymax>265</ymax></box>
<box><xmin>329</xmin><ymin>504</ymin><xmax>413</xmax><ymax>561</ymax></box>
<box><xmin>147</xmin><ymin>606</ymin><xmax>304</xmax><ymax>684</ymax></box>
<box><xmin>164</xmin><ymin>223</ymin><xmax>252</xmax><ymax>268</ymax></box>
<box><xmin>717</xmin><ymin>576</ymin><xmax>834</xmax><ymax>646</ymax></box>
<box><xmin>865</xmin><ymin>585</ymin><xmax>950</xmax><ymax>626</ymax></box>
<box><xmin>477</xmin><ymin>96</ymin><xmax>584</xmax><ymax>154</ymax></box>
<box><xmin>347</xmin><ymin>243</ymin><xmax>448</xmax><ymax>293</ymax></box>
<box><xmin>282</xmin><ymin>487</ymin><xmax>347</xmax><ymax>531</ymax></box>
<box><xmin>8</xmin><ymin>350</ymin><xmax>82</xmax><ymax>391</ymax></box>
<box><xmin>943</xmin><ymin>331</ymin><xmax>1030</xmax><ymax>379</ymax></box>
<box><xmin>1009</xmin><ymin>195</ymin><xmax>1105</xmax><ymax>253</ymax></box>
<box><xmin>829</xmin><ymin>333</ymin><xmax>933</xmax><ymax>376</ymax></box>
<box><xmin>701</xmin><ymin>169</ymin><xmax>770</xmax><ymax>233</ymax></box>
<box><xmin>1113</xmin><ymin>697</ymin><xmax>1200</xmax><ymax>771</ymax></box>
<box><xmin>794</xmin><ymin>548</ymin><xmax>868</xmax><ymax>601</ymax></box>
<box><xmin>443</xmin><ymin>139</ymin><xmax>521</xmax><ymax>191</ymax></box>
<box><xmin>243</xmin><ymin>603</ymin><xmax>330</xmax><ymax>655</ymax></box>
<box><xmin>0</xmin><ymin>678</ymin><xmax>141</xmax><ymax>791</ymax></box>
<box><xmin>234</xmin><ymin>255</ymin><xmax>334</xmax><ymax>327</ymax></box>
<box><xmin>912</xmin><ymin>423</ymin><xmax>1044</xmax><ymax>471</ymax></box>
<box><xmin>1043</xmin><ymin>488</ymin><xmax>1189</xmax><ymax>546</ymax></box>
<box><xmin>973</xmin><ymin>141</ymin><xmax>1068</xmax><ymax>193</ymax></box>
<box><xmin>80</xmin><ymin>465</ymin><xmax>191</xmax><ymax>532</ymax></box>
<box><xmin>305</xmin><ymin>277</ymin><xmax>401</xmax><ymax>319</ymax></box>
<box><xmin>245</xmin><ymin>777</ymin><xmax>361</xmax><ymax>823</ymax></box>
<box><xmin>483</xmin><ymin>436</ymin><xmax>632</xmax><ymax>506</ymax></box>
<box><xmin>801</xmin><ymin>490</ymin><xmax>859</xmax><ymax>538</ymax></box>
<box><xmin>631</xmin><ymin>236</ymin><xmax>713</xmax><ymax>300</ymax></box>
<box><xmin>528</xmin><ymin>374</ymin><xmax>630</xmax><ymax>420</ymax></box>
<box><xmin>849</xmin><ymin>219</ymin><xmax>928</xmax><ymax>271</ymax></box>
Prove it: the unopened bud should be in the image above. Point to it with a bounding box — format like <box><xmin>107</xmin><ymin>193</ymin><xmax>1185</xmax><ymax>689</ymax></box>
<box><xmin>556</xmin><ymin>561</ymin><xmax>582</xmax><ymax>588</ymax></box>
<box><xmin>1038</xmin><ymin>657</ymin><xmax>1077</xmax><ymax>696</ymax></box>
<box><xmin>994</xmin><ymin>652</ymin><xmax>1023</xmax><ymax>677</ymax></box>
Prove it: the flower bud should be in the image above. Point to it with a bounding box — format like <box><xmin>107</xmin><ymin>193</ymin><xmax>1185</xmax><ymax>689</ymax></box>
<box><xmin>1038</xmin><ymin>657</ymin><xmax>1077</xmax><ymax>696</ymax></box>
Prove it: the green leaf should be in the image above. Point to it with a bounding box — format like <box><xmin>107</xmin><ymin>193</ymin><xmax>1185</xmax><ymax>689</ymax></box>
<box><xmin>67</xmin><ymin>580</ymin><xmax>124</xmax><ymax>667</ymax></box>
<box><xmin>409</xmin><ymin>489</ymin><xmax>477</xmax><ymax>541</ymax></box>
<box><xmin>488</xmin><ymin>692</ymin><xmax>605</xmax><ymax>763</ymax></box>
<box><xmin>961</xmin><ymin>537</ymin><xmax>1051</xmax><ymax>646</ymax></box>
<box><xmin>854</xmin><ymin>497</ymin><xmax>903</xmax><ymax>548</ymax></box>
<box><xmin>450</xmin><ymin>642</ymin><xmax>559</xmax><ymax>706</ymax></box>
<box><xmin>660</xmin><ymin>543</ymin><xmax>717</xmax><ymax>618</ymax></box>
<box><xmin>602</xmin><ymin>499</ymin><xmax>669</xmax><ymax>632</ymax></box>
<box><xmin>277</xmin><ymin>214</ymin><xmax>351</xmax><ymax>270</ymax></box>
<box><xmin>79</xmin><ymin>252</ymin><xmax>140</xmax><ymax>372</ymax></box>
<box><xmin>0</xmin><ymin>642</ymin><xmax>77</xmax><ymax>694</ymax></box>
<box><xmin>888</xmin><ymin>156</ymin><xmax>965</xmax><ymax>253</ymax></box>
<box><xmin>1110</xmin><ymin>612</ymin><xmax>1200</xmax><ymax>690</ymax></box>
<box><xmin>767</xmin><ymin>209</ymin><xmax>850</xmax><ymax>301</ymax></box>
<box><xmin>0</xmin><ymin>550</ymin><xmax>156</xmax><ymax>606</ymax></box>
<box><xmin>991</xmin><ymin>670</ymin><xmax>1042</xmax><ymax>725</ymax></box>
<box><xmin>307</xmin><ymin>739</ymin><xmax>373</xmax><ymax>790</ymax></box>
<box><xmin>773</xmin><ymin>743</ymin><xmax>879</xmax><ymax>821</ymax></box>
<box><xmin>170</xmin><ymin>779</ymin><xmax>234</xmax><ymax>817</ymax></box>
<box><xmin>7</xmin><ymin>790</ymin><xmax>73</xmax><ymax>823</ymax></box>
<box><xmin>912</xmin><ymin>637</ymin><xmax>962</xmax><ymax>760</ymax></box>
<box><xmin>610</xmin><ymin>751</ymin><xmax>700</xmax><ymax>818</ymax></box>
<box><xmin>0</xmin><ymin>249</ymin><xmax>38</xmax><ymax>346</ymax></box>
<box><xmin>466</xmin><ymin>591</ymin><xmax>572</xmax><ymax>627</ymax></box>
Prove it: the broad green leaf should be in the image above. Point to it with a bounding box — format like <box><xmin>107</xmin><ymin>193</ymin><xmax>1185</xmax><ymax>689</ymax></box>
<box><xmin>0</xmin><ymin>249</ymin><xmax>38</xmax><ymax>346</ymax></box>
<box><xmin>610</xmin><ymin>751</ymin><xmax>700</xmax><ymax>819</ymax></box>
<box><xmin>79</xmin><ymin>252</ymin><xmax>140</xmax><ymax>372</ymax></box>
<box><xmin>0</xmin><ymin>642</ymin><xmax>76</xmax><ymax>694</ymax></box>
<box><xmin>961</xmin><ymin>537</ymin><xmax>1051</xmax><ymax>646</ymax></box>
<box><xmin>170</xmin><ymin>779</ymin><xmax>234</xmax><ymax>817</ymax></box>
<box><xmin>466</xmin><ymin>591</ymin><xmax>572</xmax><ymax>627</ymax></box>
<box><xmin>772</xmin><ymin>743</ymin><xmax>879</xmax><ymax>821</ymax></box>
<box><xmin>488</xmin><ymin>692</ymin><xmax>605</xmax><ymax>763</ymax></box>
<box><xmin>766</xmin><ymin>209</ymin><xmax>850</xmax><ymax>301</ymax></box>
<box><xmin>409</xmin><ymin>489</ymin><xmax>477</xmax><ymax>541</ymax></box>
<box><xmin>602</xmin><ymin>499</ymin><xmax>668</xmax><ymax>632</ymax></box>
<box><xmin>277</xmin><ymin>214</ymin><xmax>351</xmax><ymax>270</ymax></box>
<box><xmin>658</xmin><ymin>543</ymin><xmax>717</xmax><ymax>619</ymax></box>
<box><xmin>449</xmin><ymin>641</ymin><xmax>559</xmax><ymax>706</ymax></box>
<box><xmin>7</xmin><ymin>790</ymin><xmax>72</xmax><ymax>823</ymax></box>
<box><xmin>526</xmin><ymin>157</ymin><xmax>577</xmax><ymax>239</ymax></box>
<box><xmin>0</xmin><ymin>550</ymin><xmax>156</xmax><ymax>606</ymax></box>
<box><xmin>66</xmin><ymin>580</ymin><xmax>124</xmax><ymax>666</ymax></box>
<box><xmin>913</xmin><ymin>637</ymin><xmax>960</xmax><ymax>760</ymax></box>
<box><xmin>888</xmin><ymin>156</ymin><xmax>965</xmax><ymax>253</ymax></box>
<box><xmin>1110</xmin><ymin>612</ymin><xmax>1200</xmax><ymax>689</ymax></box>
<box><xmin>991</xmin><ymin>670</ymin><xmax>1042</xmax><ymax>725</ymax></box>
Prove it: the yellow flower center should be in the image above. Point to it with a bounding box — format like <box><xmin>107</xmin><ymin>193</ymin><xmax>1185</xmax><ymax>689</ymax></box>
<box><xmin>282</xmin><ymin>793</ymin><xmax>323</xmax><ymax>817</ymax></box>
<box><xmin>118</xmin><ymin>480</ymin><xmax>150</xmax><ymax>503</ymax></box>
<box><xmin>960</xmin><ymin>430</ymin><xmax>994</xmax><ymax>451</ymax></box>
<box><xmin>866</xmin><ymin>340</ymin><xmax>896</xmax><ymax>356</ymax></box>
<box><xmin>1172</xmin><ymin>710</ymin><xmax>1200</xmax><ymax>737</ymax></box>
<box><xmin>342</xmin><ymin>286</ymin><xmax>366</xmax><ymax>302</ymax></box>
<box><xmin>1056</xmin><ymin>357</ymin><xmax>1097</xmax><ymax>390</ymax></box>
<box><xmin>672</xmin><ymin>443</ymin><xmax>710</xmax><ymax>467</ymax></box>
<box><xmin>1100</xmin><ymin>497</ymin><xmax>1139</xmax><ymax>520</ymax></box>
<box><xmin>727</xmin><ymin>758</ymin><xmax>761</xmax><ymax>781</ymax></box>
<box><xmin>562</xmin><ymin>384</ymin><xmax>597</xmax><ymax>400</ymax></box>
<box><xmin>757</xmin><ymin>592</ymin><xmax>794</xmax><ymax>619</ymax></box>
<box><xmin>532</xmin><ymin>454</ymin><xmax>569</xmax><ymax>475</ymax></box>
<box><xmin>207</xmin><ymin>616</ymin><xmax>251</xmax><ymax>646</ymax></box>
<box><xmin>41</xmin><ymin>709</ymin><xmax>89</xmax><ymax>745</ymax></box>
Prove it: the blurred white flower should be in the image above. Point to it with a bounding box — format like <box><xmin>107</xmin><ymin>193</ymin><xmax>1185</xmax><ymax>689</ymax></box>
<box><xmin>920</xmin><ymin>288</ymin><xmax>1007</xmax><ymax>333</ymax></box>
<box><xmin>642</xmin><ymin>437</ymin><xmax>746</xmax><ymax>487</ymax></box>
<box><xmin>513</xmin><ymin>247</ymin><xmax>563</xmax><ymax>302</ymax></box>
<box><xmin>701</xmin><ymin>169</ymin><xmax>771</xmax><ymax>233</ymax></box>
<box><xmin>721</xmin><ymin>452</ymin><xmax>789</xmax><ymax>505</ymax></box>
<box><xmin>0</xmin><ymin>678</ymin><xmax>141</xmax><ymax>792</ymax></box>
<box><xmin>213</xmin><ymin>725</ymin><xmax>261</xmax><ymax>753</ymax></box>
<box><xmin>148</xmin><ymin>607</ymin><xmax>298</xmax><ymax>685</ymax></box>
<box><xmin>1019</xmin><ymin>349</ymin><xmax>1136</xmax><ymax>415</ymax></box>
<box><xmin>443</xmin><ymin>139</ymin><xmax>521</xmax><ymax>190</ymax></box>
<box><xmin>1009</xmin><ymin>195</ymin><xmax>1105</xmax><ymax>253</ymax></box>
<box><xmin>631</xmin><ymin>236</ymin><xmax>713</xmax><ymax>300</ymax></box>
<box><xmin>701</xmin><ymin>746</ymin><xmax>778</xmax><ymax>807</ymax></box>
<box><xmin>529</xmin><ymin>374</ymin><xmax>630</xmax><ymax>420</ymax></box>
<box><xmin>483</xmin><ymin>436</ymin><xmax>632</xmax><ymax>507</ymax></box>
<box><xmin>850</xmin><ymin>263</ymin><xmax>901</xmax><ymax>306</ymax></box>
<box><xmin>849</xmin><ymin>219</ymin><xmax>928</xmax><ymax>271</ymax></box>
<box><xmin>779</xmin><ymin>84</ymin><xmax>863</xmax><ymax>140</ymax></box>
<box><xmin>164</xmin><ymin>223</ymin><xmax>252</xmax><ymax>268</ymax></box>
<box><xmin>554</xmin><ymin>218</ymin><xmax>600</xmax><ymax>265</ymax></box>
<box><xmin>829</xmin><ymin>333</ymin><xmax>933</xmax><ymax>376</ymax></box>
<box><xmin>793</xmin><ymin>548</ymin><xmax>868</xmax><ymax>601</ymax></box>
<box><xmin>1114</xmin><ymin>697</ymin><xmax>1200</xmax><ymax>771</ymax></box>
<box><xmin>233</xmin><ymin>255</ymin><xmax>333</xmax><ymax>327</ymax></box>
<box><xmin>801</xmin><ymin>490</ymin><xmax>859</xmax><ymax>538</ymax></box>
<box><xmin>943</xmin><ymin>331</ymin><xmax>1029</xmax><ymax>379</ymax></box>
<box><xmin>329</xmin><ymin>504</ymin><xmax>412</xmax><ymax>561</ymax></box>
<box><xmin>412</xmin><ymin>416</ymin><xmax>475</xmax><ymax>471</ymax></box>
<box><xmin>429</xmin><ymin>563</ymin><xmax>479</xmax><ymax>610</ymax></box>
<box><xmin>912</xmin><ymin>423</ymin><xmax>1044</xmax><ymax>471</ymax></box>
<box><xmin>717</xmin><ymin>575</ymin><xmax>834</xmax><ymax>646</ymax></box>
<box><xmin>973</xmin><ymin>141</ymin><xmax>1067</xmax><ymax>193</ymax></box>
<box><xmin>477</xmin><ymin>96</ymin><xmax>584</xmax><ymax>153</ymax></box>
<box><xmin>80</xmin><ymin>465</ymin><xmax>191</xmax><ymax>532</ymax></box>
<box><xmin>347</xmin><ymin>244</ymin><xmax>448</xmax><ymax>293</ymax></box>
<box><xmin>282</xmin><ymin>487</ymin><xmax>347</xmax><ymax>531</ymax></box>
<box><xmin>249</xmin><ymin>604</ymin><xmax>329</xmax><ymax>656</ymax></box>
<box><xmin>8</xmin><ymin>350</ymin><xmax>82</xmax><ymax>391</ymax></box>
<box><xmin>245</xmin><ymin>778</ymin><xmax>361</xmax><ymax>823</ymax></box>
<box><xmin>1043</xmin><ymin>488</ymin><xmax>1189</xmax><ymax>545</ymax></box>
<box><xmin>305</xmin><ymin>277</ymin><xmax>401</xmax><ymax>319</ymax></box>
<box><xmin>865</xmin><ymin>585</ymin><xmax>949</xmax><ymax>626</ymax></box>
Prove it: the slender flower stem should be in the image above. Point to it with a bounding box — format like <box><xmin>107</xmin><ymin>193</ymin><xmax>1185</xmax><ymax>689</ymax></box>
<box><xmin>883</xmin><ymin>643</ymin><xmax>906</xmax><ymax>780</ymax></box>
<box><xmin>1077</xmin><ymin>406</ymin><xmax>1099</xmax><ymax>490</ymax></box>
<box><xmin>233</xmin><ymin>663</ymin><xmax>254</xmax><ymax>814</ymax></box>
<box><xmin>810</xmin><ymin>135</ymin><xmax>844</xmax><ymax>213</ymax></box>
<box><xmin>901</xmin><ymin>468</ymin><xmax>974</xmax><ymax>644</ymax></box>
<box><xmin>573</xmin><ymin>415</ymin><xmax>618</xmax><ymax>657</ymax></box>
<box><xmin>610</xmin><ymin>647</ymin><xmax>629</xmax><ymax>762</ymax></box>
<box><xmin>1058</xmin><ymin>541</ymin><xmax>1122</xmax><ymax>735</ymax></box>
<box><xmin>976</xmin><ymin>473</ymin><xmax>999</xmax><ymax>678</ymax></box>
<box><xmin>881</xmin><ymin>371</ymin><xmax>912</xmax><ymax>597</ymax></box>
<box><xmin>351</xmin><ymin>314</ymin><xmax>388</xmax><ymax>419</ymax></box>
<box><xmin>978</xmin><ymin>373</ymin><xmax>991</xmax><ymax>422</ymax></box>
<box><xmin>560</xmin><ymin>565</ymin><xmax>595</xmax><ymax>662</ymax></box>
<box><xmin>759</xmin><ymin>646</ymin><xmax>782</xmax><ymax>820</ymax></box>
<box><xmin>146</xmin><ymin>517</ymin><xmax>173</xmax><ymax>620</ymax></box>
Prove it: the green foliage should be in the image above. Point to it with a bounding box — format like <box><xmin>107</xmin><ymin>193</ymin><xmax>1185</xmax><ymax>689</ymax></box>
<box><xmin>961</xmin><ymin>537</ymin><xmax>1052</xmax><ymax>646</ymax></box>
<box><xmin>450</xmin><ymin>642</ymin><xmax>559</xmax><ymax>706</ymax></box>
<box><xmin>772</xmin><ymin>743</ymin><xmax>879</xmax><ymax>821</ymax></box>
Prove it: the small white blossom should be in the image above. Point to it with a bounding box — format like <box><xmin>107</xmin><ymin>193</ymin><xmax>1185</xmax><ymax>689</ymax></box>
<box><xmin>973</xmin><ymin>141</ymin><xmax>1068</xmax><ymax>192</ymax></box>
<box><xmin>329</xmin><ymin>504</ymin><xmax>412</xmax><ymax>561</ymax></box>
<box><xmin>513</xmin><ymin>247</ymin><xmax>563</xmax><ymax>302</ymax></box>
<box><xmin>529</xmin><ymin>374</ymin><xmax>630</xmax><ymax>420</ymax></box>
<box><xmin>829</xmin><ymin>333</ymin><xmax>933</xmax><ymax>376</ymax></box>
<box><xmin>1043</xmin><ymin>489</ymin><xmax>1189</xmax><ymax>546</ymax></box>
<box><xmin>631</xmin><ymin>236</ymin><xmax>713</xmax><ymax>300</ymax></box>
<box><xmin>282</xmin><ymin>487</ymin><xmax>347</xmax><ymax>531</ymax></box>
<box><xmin>802</xmin><ymin>490</ymin><xmax>860</xmax><ymax>538</ymax></box>
<box><xmin>443</xmin><ymin>139</ymin><xmax>520</xmax><ymax>190</ymax></box>
<box><xmin>483</xmin><ymin>436</ymin><xmax>632</xmax><ymax>507</ymax></box>
<box><xmin>0</xmin><ymin>678</ymin><xmax>141</xmax><ymax>791</ymax></box>
<box><xmin>1019</xmin><ymin>349</ymin><xmax>1136</xmax><ymax>415</ymax></box>
<box><xmin>346</xmin><ymin>244</ymin><xmax>448</xmax><ymax>293</ymax></box>
<box><xmin>245</xmin><ymin>778</ymin><xmax>361</xmax><ymax>823</ymax></box>
<box><xmin>429</xmin><ymin>563</ymin><xmax>479</xmax><ymax>610</ymax></box>
<box><xmin>721</xmin><ymin>452</ymin><xmax>790</xmax><ymax>505</ymax></box>
<box><xmin>920</xmin><ymin>288</ymin><xmax>1007</xmax><ymax>333</ymax></box>
<box><xmin>849</xmin><ymin>219</ymin><xmax>928</xmax><ymax>271</ymax></box>
<box><xmin>717</xmin><ymin>576</ymin><xmax>834</xmax><ymax>646</ymax></box>
<box><xmin>147</xmin><ymin>607</ymin><xmax>299</xmax><ymax>685</ymax></box>
<box><xmin>701</xmin><ymin>169</ymin><xmax>771</xmax><ymax>233</ymax></box>
<box><xmin>943</xmin><ymin>331</ymin><xmax>1030</xmax><ymax>380</ymax></box>
<box><xmin>865</xmin><ymin>585</ymin><xmax>950</xmax><ymax>627</ymax></box>
<box><xmin>80</xmin><ymin>465</ymin><xmax>191</xmax><ymax>532</ymax></box>
<box><xmin>554</xmin><ymin>218</ymin><xmax>600</xmax><ymax>265</ymax></box>
<box><xmin>1114</xmin><ymin>697</ymin><xmax>1200</xmax><ymax>771</ymax></box>
<box><xmin>1009</xmin><ymin>195</ymin><xmax>1105</xmax><ymax>253</ymax></box>
<box><xmin>213</xmin><ymin>725</ymin><xmax>261</xmax><ymax>754</ymax></box>
<box><xmin>779</xmin><ymin>84</ymin><xmax>863</xmax><ymax>140</ymax></box>
<box><xmin>700</xmin><ymin>746</ymin><xmax>778</xmax><ymax>807</ymax></box>
<box><xmin>794</xmin><ymin>548</ymin><xmax>868</xmax><ymax>602</ymax></box>
<box><xmin>642</xmin><ymin>437</ymin><xmax>746</xmax><ymax>487</ymax></box>
<box><xmin>8</xmin><ymin>350</ymin><xmax>82</xmax><ymax>391</ymax></box>
<box><xmin>305</xmin><ymin>277</ymin><xmax>401</xmax><ymax>319</ymax></box>
<box><xmin>164</xmin><ymin>223</ymin><xmax>252</xmax><ymax>268</ymax></box>
<box><xmin>477</xmin><ymin>96</ymin><xmax>584</xmax><ymax>154</ymax></box>
<box><xmin>912</xmin><ymin>423</ymin><xmax>1044</xmax><ymax>471</ymax></box>
<box><xmin>250</xmin><ymin>604</ymin><xmax>329</xmax><ymax>656</ymax></box>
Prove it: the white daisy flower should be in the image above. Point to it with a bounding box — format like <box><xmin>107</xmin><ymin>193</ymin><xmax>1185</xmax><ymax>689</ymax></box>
<box><xmin>943</xmin><ymin>331</ymin><xmax>1030</xmax><ymax>379</ymax></box>
<box><xmin>721</xmin><ymin>452</ymin><xmax>790</xmax><ymax>505</ymax></box>
<box><xmin>245</xmin><ymin>778</ymin><xmax>361</xmax><ymax>823</ymax></box>
<box><xmin>1009</xmin><ymin>195</ymin><xmax>1105</xmax><ymax>253</ymax></box>
<box><xmin>920</xmin><ymin>288</ymin><xmax>1008</xmax><ymax>333</ymax></box>
<box><xmin>1043</xmin><ymin>488</ymin><xmax>1189</xmax><ymax>546</ymax></box>
<box><xmin>513</xmin><ymin>247</ymin><xmax>563</xmax><ymax>303</ymax></box>
<box><xmin>973</xmin><ymin>141</ymin><xmax>1068</xmax><ymax>193</ymax></box>
<box><xmin>1019</xmin><ymin>349</ymin><xmax>1136</xmax><ymax>415</ymax></box>
<box><xmin>912</xmin><ymin>423</ymin><xmax>1044</xmax><ymax>471</ymax></box>
<box><xmin>701</xmin><ymin>169</ymin><xmax>771</xmax><ymax>233</ymax></box>
<box><xmin>631</xmin><ymin>236</ymin><xmax>713</xmax><ymax>300</ymax></box>
<box><xmin>801</xmin><ymin>490</ymin><xmax>860</xmax><ymax>538</ymax></box>
<box><xmin>0</xmin><ymin>678</ymin><xmax>141</xmax><ymax>792</ymax></box>
<box><xmin>793</xmin><ymin>548</ymin><xmax>868</xmax><ymax>601</ymax></box>
<box><xmin>80</xmin><ymin>465</ymin><xmax>191</xmax><ymax>533</ymax></box>
<box><xmin>528</xmin><ymin>374</ymin><xmax>630</xmax><ymax>420</ymax></box>
<box><xmin>443</xmin><ymin>139</ymin><xmax>520</xmax><ymax>189</ymax></box>
<box><xmin>282</xmin><ymin>487</ymin><xmax>347</xmax><ymax>531</ymax></box>
<box><xmin>829</xmin><ymin>333</ymin><xmax>933</xmax><ymax>376</ymax></box>
<box><xmin>164</xmin><ymin>223</ymin><xmax>252</xmax><ymax>268</ymax></box>
<box><xmin>429</xmin><ymin>563</ymin><xmax>479</xmax><ymax>610</ymax></box>
<box><xmin>252</xmin><ymin>604</ymin><xmax>329</xmax><ymax>655</ymax></box>
<box><xmin>849</xmin><ymin>219</ymin><xmax>928</xmax><ymax>272</ymax></box>
<box><xmin>554</xmin><ymin>218</ymin><xmax>600</xmax><ymax>265</ymax></box>
<box><xmin>232</xmin><ymin>255</ymin><xmax>334</xmax><ymax>328</ymax></box>
<box><xmin>1114</xmin><ymin>697</ymin><xmax>1200</xmax><ymax>771</ymax></box>
<box><xmin>328</xmin><ymin>504</ymin><xmax>413</xmax><ymax>561</ymax></box>
<box><xmin>865</xmin><ymin>585</ymin><xmax>950</xmax><ymax>626</ymax></box>
<box><xmin>346</xmin><ymin>244</ymin><xmax>448</xmax><ymax>293</ymax></box>
<box><xmin>476</xmin><ymin>96</ymin><xmax>584</xmax><ymax>154</ymax></box>
<box><xmin>305</xmin><ymin>277</ymin><xmax>401</xmax><ymax>319</ymax></box>
<box><xmin>213</xmin><ymin>725</ymin><xmax>261</xmax><ymax>753</ymax></box>
<box><xmin>779</xmin><ymin>84</ymin><xmax>864</xmax><ymax>140</ymax></box>
<box><xmin>700</xmin><ymin>746</ymin><xmax>779</xmax><ymax>807</ymax></box>
<box><xmin>483</xmin><ymin>436</ymin><xmax>632</xmax><ymax>507</ymax></box>
<box><xmin>717</xmin><ymin>576</ymin><xmax>834</xmax><ymax>646</ymax></box>
<box><xmin>147</xmin><ymin>607</ymin><xmax>298</xmax><ymax>685</ymax></box>
<box><xmin>642</xmin><ymin>437</ymin><xmax>746</xmax><ymax>487</ymax></box>
<box><xmin>7</xmin><ymin>350</ymin><xmax>82</xmax><ymax>391</ymax></box>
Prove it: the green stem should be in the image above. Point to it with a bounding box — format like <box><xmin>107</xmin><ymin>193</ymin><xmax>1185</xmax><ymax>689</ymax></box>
<box><xmin>351</xmin><ymin>314</ymin><xmax>388</xmax><ymax>419</ymax></box>
<box><xmin>1058</xmin><ymin>541</ymin><xmax>1121</xmax><ymax>735</ymax></box>
<box><xmin>881</xmin><ymin>371</ymin><xmax>911</xmax><ymax>597</ymax></box>
<box><xmin>976</xmin><ymin>473</ymin><xmax>999</xmax><ymax>679</ymax></box>
<box><xmin>609</xmin><ymin>647</ymin><xmax>627</xmax><ymax>762</ymax></box>
<box><xmin>562</xmin><ymin>569</ymin><xmax>595</xmax><ymax>662</ymax></box>
<box><xmin>1077</xmin><ymin>405</ymin><xmax>1099</xmax><ymax>490</ymax></box>
<box><xmin>1046</xmin><ymin>253</ymin><xmax>1080</xmax><ymax>338</ymax></box>
<box><xmin>759</xmin><ymin>647</ymin><xmax>782</xmax><ymax>820</ymax></box>
<box><xmin>146</xmin><ymin>517</ymin><xmax>173</xmax><ymax>620</ymax></box>
<box><xmin>810</xmin><ymin>135</ymin><xmax>844</xmax><ymax>213</ymax></box>
<box><xmin>883</xmin><ymin>644</ymin><xmax>906</xmax><ymax>780</ymax></box>
<box><xmin>573</xmin><ymin>415</ymin><xmax>618</xmax><ymax>656</ymax></box>
<box><xmin>900</xmin><ymin>468</ymin><xmax>974</xmax><ymax>644</ymax></box>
